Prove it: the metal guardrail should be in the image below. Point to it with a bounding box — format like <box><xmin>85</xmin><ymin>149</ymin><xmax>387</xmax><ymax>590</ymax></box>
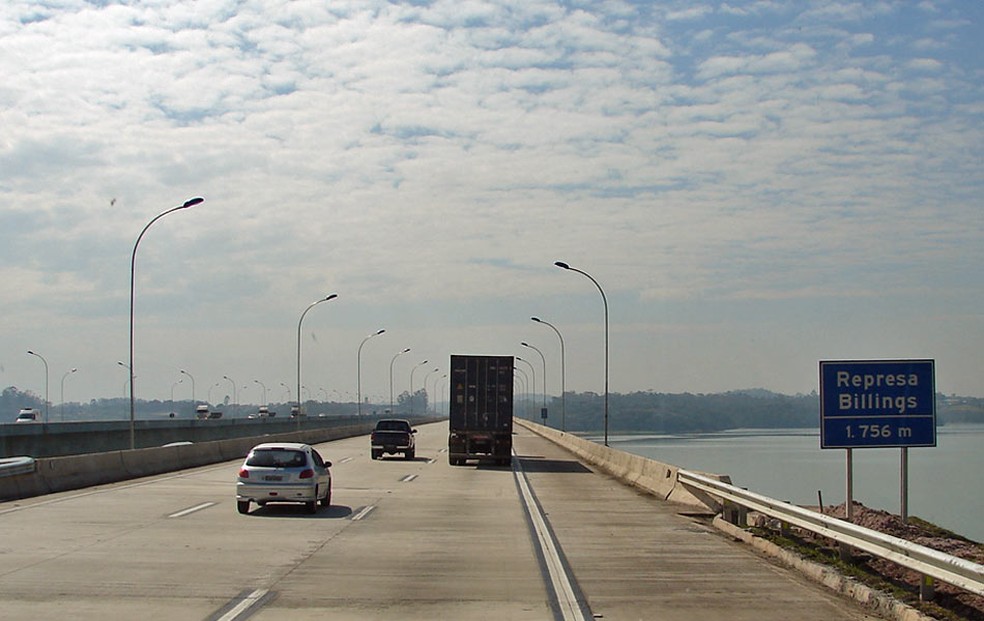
<box><xmin>0</xmin><ymin>457</ymin><xmax>37</xmax><ymax>478</ymax></box>
<box><xmin>678</xmin><ymin>469</ymin><xmax>984</xmax><ymax>598</ymax></box>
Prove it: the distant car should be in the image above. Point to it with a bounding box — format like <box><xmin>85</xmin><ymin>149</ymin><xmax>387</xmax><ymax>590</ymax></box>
<box><xmin>236</xmin><ymin>442</ymin><xmax>332</xmax><ymax>514</ymax></box>
<box><xmin>14</xmin><ymin>408</ymin><xmax>41</xmax><ymax>423</ymax></box>
<box><xmin>370</xmin><ymin>419</ymin><xmax>417</xmax><ymax>460</ymax></box>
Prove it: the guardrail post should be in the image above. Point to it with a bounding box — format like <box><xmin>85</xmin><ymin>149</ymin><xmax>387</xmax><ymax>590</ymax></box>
<box><xmin>722</xmin><ymin>502</ymin><xmax>737</xmax><ymax>525</ymax></box>
<box><xmin>779</xmin><ymin>501</ymin><xmax>791</xmax><ymax>537</ymax></box>
<box><xmin>920</xmin><ymin>575</ymin><xmax>935</xmax><ymax>602</ymax></box>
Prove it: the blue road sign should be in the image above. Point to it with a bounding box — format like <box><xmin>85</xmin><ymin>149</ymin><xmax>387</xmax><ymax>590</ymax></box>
<box><xmin>819</xmin><ymin>359</ymin><xmax>936</xmax><ymax>449</ymax></box>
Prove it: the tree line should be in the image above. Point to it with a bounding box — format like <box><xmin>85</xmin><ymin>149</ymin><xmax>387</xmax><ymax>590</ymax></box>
<box><xmin>4</xmin><ymin>385</ymin><xmax>983</xmax><ymax>429</ymax></box>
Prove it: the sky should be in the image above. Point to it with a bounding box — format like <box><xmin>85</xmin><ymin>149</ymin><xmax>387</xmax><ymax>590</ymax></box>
<box><xmin>1</xmin><ymin>0</ymin><xmax>982</xmax><ymax>409</ymax></box>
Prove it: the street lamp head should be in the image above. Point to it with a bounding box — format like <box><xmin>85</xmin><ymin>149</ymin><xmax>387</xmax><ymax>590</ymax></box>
<box><xmin>376</xmin><ymin>329</ymin><xmax>386</xmax><ymax>335</ymax></box>
<box><xmin>521</xmin><ymin>341</ymin><xmax>530</xmax><ymax>347</ymax></box>
<box><xmin>182</xmin><ymin>197</ymin><xmax>205</xmax><ymax>208</ymax></box>
<box><xmin>531</xmin><ymin>316</ymin><xmax>541</xmax><ymax>323</ymax></box>
<box><xmin>554</xmin><ymin>261</ymin><xmax>570</xmax><ymax>270</ymax></box>
<box><xmin>401</xmin><ymin>348</ymin><xmax>410</xmax><ymax>353</ymax></box>
<box><xmin>324</xmin><ymin>293</ymin><xmax>338</xmax><ymax>302</ymax></box>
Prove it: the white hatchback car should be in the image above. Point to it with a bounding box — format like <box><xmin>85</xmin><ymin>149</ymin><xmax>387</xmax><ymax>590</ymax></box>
<box><xmin>236</xmin><ymin>442</ymin><xmax>332</xmax><ymax>514</ymax></box>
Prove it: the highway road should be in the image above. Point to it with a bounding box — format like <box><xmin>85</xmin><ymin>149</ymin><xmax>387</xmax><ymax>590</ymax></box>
<box><xmin>0</xmin><ymin>422</ymin><xmax>886</xmax><ymax>620</ymax></box>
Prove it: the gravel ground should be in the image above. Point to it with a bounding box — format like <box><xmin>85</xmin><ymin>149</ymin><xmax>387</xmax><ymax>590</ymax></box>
<box><xmin>759</xmin><ymin>502</ymin><xmax>983</xmax><ymax>621</ymax></box>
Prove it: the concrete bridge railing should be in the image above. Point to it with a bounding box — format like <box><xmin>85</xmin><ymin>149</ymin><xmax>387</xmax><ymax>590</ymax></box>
<box><xmin>514</xmin><ymin>419</ymin><xmax>728</xmax><ymax>512</ymax></box>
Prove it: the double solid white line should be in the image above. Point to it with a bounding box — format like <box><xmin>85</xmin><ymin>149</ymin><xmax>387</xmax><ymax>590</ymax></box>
<box><xmin>513</xmin><ymin>454</ymin><xmax>592</xmax><ymax>621</ymax></box>
<box><xmin>214</xmin><ymin>588</ymin><xmax>271</xmax><ymax>621</ymax></box>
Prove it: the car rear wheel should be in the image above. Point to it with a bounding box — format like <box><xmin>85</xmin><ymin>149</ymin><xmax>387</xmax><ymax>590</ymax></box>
<box><xmin>306</xmin><ymin>498</ymin><xmax>317</xmax><ymax>514</ymax></box>
<box><xmin>237</xmin><ymin>500</ymin><xmax>250</xmax><ymax>514</ymax></box>
<box><xmin>321</xmin><ymin>484</ymin><xmax>332</xmax><ymax>507</ymax></box>
<box><xmin>405</xmin><ymin>449</ymin><xmax>415</xmax><ymax>460</ymax></box>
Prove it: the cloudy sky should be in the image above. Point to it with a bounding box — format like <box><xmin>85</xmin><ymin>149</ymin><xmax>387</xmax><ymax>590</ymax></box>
<box><xmin>1</xmin><ymin>0</ymin><xmax>981</xmax><ymax>409</ymax></box>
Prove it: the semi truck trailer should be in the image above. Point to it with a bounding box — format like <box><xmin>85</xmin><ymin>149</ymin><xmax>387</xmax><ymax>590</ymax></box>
<box><xmin>448</xmin><ymin>354</ymin><xmax>513</xmax><ymax>466</ymax></box>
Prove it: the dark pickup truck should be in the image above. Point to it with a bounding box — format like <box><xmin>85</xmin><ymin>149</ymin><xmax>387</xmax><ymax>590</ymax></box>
<box><xmin>370</xmin><ymin>419</ymin><xmax>417</xmax><ymax>460</ymax></box>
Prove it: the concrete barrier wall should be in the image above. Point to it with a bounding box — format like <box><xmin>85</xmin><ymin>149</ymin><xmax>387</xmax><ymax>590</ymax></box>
<box><xmin>0</xmin><ymin>420</ymin><xmax>387</xmax><ymax>502</ymax></box>
<box><xmin>516</xmin><ymin>419</ymin><xmax>730</xmax><ymax>512</ymax></box>
<box><xmin>0</xmin><ymin>415</ymin><xmax>423</xmax><ymax>458</ymax></box>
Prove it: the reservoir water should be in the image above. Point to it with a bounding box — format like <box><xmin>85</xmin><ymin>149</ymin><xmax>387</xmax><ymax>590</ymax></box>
<box><xmin>588</xmin><ymin>423</ymin><xmax>983</xmax><ymax>542</ymax></box>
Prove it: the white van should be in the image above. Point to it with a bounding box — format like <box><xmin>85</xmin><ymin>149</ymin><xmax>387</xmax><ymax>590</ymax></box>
<box><xmin>15</xmin><ymin>408</ymin><xmax>41</xmax><ymax>423</ymax></box>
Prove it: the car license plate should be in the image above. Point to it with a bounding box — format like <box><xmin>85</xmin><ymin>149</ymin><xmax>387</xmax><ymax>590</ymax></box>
<box><xmin>264</xmin><ymin>475</ymin><xmax>283</xmax><ymax>481</ymax></box>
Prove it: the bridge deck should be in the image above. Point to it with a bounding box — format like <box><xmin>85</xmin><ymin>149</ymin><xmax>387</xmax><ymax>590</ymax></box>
<box><xmin>0</xmin><ymin>422</ymin><xmax>886</xmax><ymax>620</ymax></box>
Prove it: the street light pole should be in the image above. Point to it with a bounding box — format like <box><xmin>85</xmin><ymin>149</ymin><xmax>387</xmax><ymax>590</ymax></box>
<box><xmin>60</xmin><ymin>367</ymin><xmax>77</xmax><ymax>422</ymax></box>
<box><xmin>409</xmin><ymin>360</ymin><xmax>428</xmax><ymax>415</ymax></box>
<box><xmin>297</xmin><ymin>294</ymin><xmax>338</xmax><ymax>418</ymax></box>
<box><xmin>223</xmin><ymin>375</ymin><xmax>237</xmax><ymax>416</ymax></box>
<box><xmin>513</xmin><ymin>367</ymin><xmax>529</xmax><ymax>420</ymax></box>
<box><xmin>389</xmin><ymin>348</ymin><xmax>410</xmax><ymax>413</ymax></box>
<box><xmin>532</xmin><ymin>316</ymin><xmax>566</xmax><ymax>431</ymax></box>
<box><xmin>357</xmin><ymin>329</ymin><xmax>386</xmax><ymax>416</ymax></box>
<box><xmin>429</xmin><ymin>373</ymin><xmax>446</xmax><ymax>414</ymax></box>
<box><xmin>516</xmin><ymin>356</ymin><xmax>535</xmax><ymax>420</ymax></box>
<box><xmin>521</xmin><ymin>341</ymin><xmax>547</xmax><ymax>420</ymax></box>
<box><xmin>208</xmin><ymin>382</ymin><xmax>220</xmax><ymax>406</ymax></box>
<box><xmin>422</xmin><ymin>367</ymin><xmax>439</xmax><ymax>413</ymax></box>
<box><xmin>554</xmin><ymin>261</ymin><xmax>609</xmax><ymax>446</ymax></box>
<box><xmin>254</xmin><ymin>379</ymin><xmax>267</xmax><ymax>406</ymax></box>
<box><xmin>129</xmin><ymin>197</ymin><xmax>204</xmax><ymax>449</ymax></box>
<box><xmin>117</xmin><ymin>361</ymin><xmax>131</xmax><ymax>404</ymax></box>
<box><xmin>26</xmin><ymin>350</ymin><xmax>49</xmax><ymax>423</ymax></box>
<box><xmin>179</xmin><ymin>369</ymin><xmax>196</xmax><ymax>406</ymax></box>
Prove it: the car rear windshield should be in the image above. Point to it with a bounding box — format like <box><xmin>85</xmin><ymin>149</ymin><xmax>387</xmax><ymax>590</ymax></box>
<box><xmin>246</xmin><ymin>449</ymin><xmax>307</xmax><ymax>468</ymax></box>
<box><xmin>375</xmin><ymin>420</ymin><xmax>410</xmax><ymax>431</ymax></box>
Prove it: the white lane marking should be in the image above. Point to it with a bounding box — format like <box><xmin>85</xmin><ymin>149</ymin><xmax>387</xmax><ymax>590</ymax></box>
<box><xmin>400</xmin><ymin>474</ymin><xmax>418</xmax><ymax>482</ymax></box>
<box><xmin>215</xmin><ymin>588</ymin><xmax>270</xmax><ymax>621</ymax></box>
<box><xmin>514</xmin><ymin>453</ymin><xmax>591</xmax><ymax>621</ymax></box>
<box><xmin>351</xmin><ymin>505</ymin><xmax>376</xmax><ymax>521</ymax></box>
<box><xmin>338</xmin><ymin>457</ymin><xmax>354</xmax><ymax>464</ymax></box>
<box><xmin>426</xmin><ymin>458</ymin><xmax>436</xmax><ymax>464</ymax></box>
<box><xmin>0</xmin><ymin>463</ymin><xmax>234</xmax><ymax>516</ymax></box>
<box><xmin>168</xmin><ymin>502</ymin><xmax>215</xmax><ymax>518</ymax></box>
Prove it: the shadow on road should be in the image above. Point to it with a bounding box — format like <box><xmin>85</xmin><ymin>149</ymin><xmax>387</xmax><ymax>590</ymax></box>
<box><xmin>516</xmin><ymin>455</ymin><xmax>593</xmax><ymax>474</ymax></box>
<box><xmin>242</xmin><ymin>503</ymin><xmax>355</xmax><ymax>519</ymax></box>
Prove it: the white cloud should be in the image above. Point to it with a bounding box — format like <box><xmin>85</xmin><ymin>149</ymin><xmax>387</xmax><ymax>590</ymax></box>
<box><xmin>0</xmin><ymin>0</ymin><xmax>981</xmax><ymax>402</ymax></box>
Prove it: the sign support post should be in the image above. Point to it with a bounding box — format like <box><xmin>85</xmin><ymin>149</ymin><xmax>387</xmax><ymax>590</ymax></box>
<box><xmin>820</xmin><ymin>359</ymin><xmax>935</xmax><ymax>524</ymax></box>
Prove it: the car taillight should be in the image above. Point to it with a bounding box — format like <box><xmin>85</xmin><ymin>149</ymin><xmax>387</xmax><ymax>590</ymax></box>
<box><xmin>299</xmin><ymin>469</ymin><xmax>315</xmax><ymax>479</ymax></box>
<box><xmin>238</xmin><ymin>469</ymin><xmax>249</xmax><ymax>478</ymax></box>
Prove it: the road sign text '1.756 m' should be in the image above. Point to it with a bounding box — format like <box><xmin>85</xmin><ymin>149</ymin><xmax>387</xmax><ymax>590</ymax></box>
<box><xmin>819</xmin><ymin>359</ymin><xmax>936</xmax><ymax>449</ymax></box>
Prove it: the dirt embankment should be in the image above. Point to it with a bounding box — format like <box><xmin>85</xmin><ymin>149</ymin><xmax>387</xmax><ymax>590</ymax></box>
<box><xmin>761</xmin><ymin>502</ymin><xmax>983</xmax><ymax>620</ymax></box>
